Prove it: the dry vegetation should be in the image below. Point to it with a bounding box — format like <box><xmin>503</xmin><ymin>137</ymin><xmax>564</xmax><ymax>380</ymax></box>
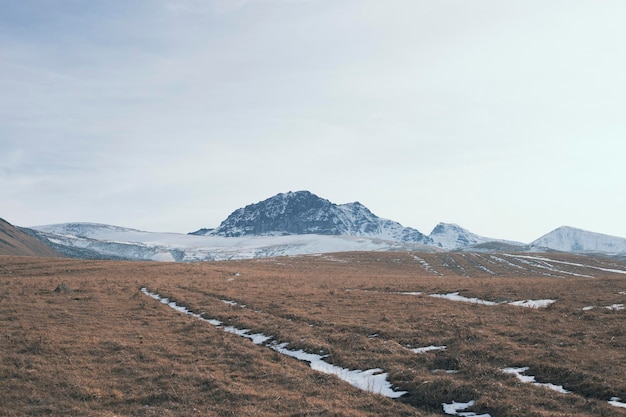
<box><xmin>1</xmin><ymin>252</ymin><xmax>625</xmax><ymax>416</ymax></box>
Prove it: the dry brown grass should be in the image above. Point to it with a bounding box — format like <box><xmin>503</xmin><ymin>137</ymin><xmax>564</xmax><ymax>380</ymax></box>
<box><xmin>1</xmin><ymin>252</ymin><xmax>625</xmax><ymax>416</ymax></box>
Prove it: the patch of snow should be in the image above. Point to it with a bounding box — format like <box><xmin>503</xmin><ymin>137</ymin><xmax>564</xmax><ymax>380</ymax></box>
<box><xmin>503</xmin><ymin>367</ymin><xmax>570</xmax><ymax>394</ymax></box>
<box><xmin>397</xmin><ymin>291</ymin><xmax>423</xmax><ymax>296</ymax></box>
<box><xmin>430</xmin><ymin>292</ymin><xmax>556</xmax><ymax>309</ymax></box>
<box><xmin>270</xmin><ymin>343</ymin><xmax>406</xmax><ymax>398</ymax></box>
<box><xmin>609</xmin><ymin>397</ymin><xmax>626</xmax><ymax>409</ymax></box>
<box><xmin>411</xmin><ymin>345</ymin><xmax>446</xmax><ymax>354</ymax></box>
<box><xmin>141</xmin><ymin>288</ymin><xmax>407</xmax><ymax>398</ymax></box>
<box><xmin>508</xmin><ymin>299</ymin><xmax>556</xmax><ymax>309</ymax></box>
<box><xmin>442</xmin><ymin>400</ymin><xmax>491</xmax><ymax>416</ymax></box>
<box><xmin>582</xmin><ymin>306</ymin><xmax>595</xmax><ymax>311</ymax></box>
<box><xmin>605</xmin><ymin>304</ymin><xmax>624</xmax><ymax>311</ymax></box>
<box><xmin>430</xmin><ymin>292</ymin><xmax>499</xmax><ymax>306</ymax></box>
<box><xmin>432</xmin><ymin>369</ymin><xmax>460</xmax><ymax>374</ymax></box>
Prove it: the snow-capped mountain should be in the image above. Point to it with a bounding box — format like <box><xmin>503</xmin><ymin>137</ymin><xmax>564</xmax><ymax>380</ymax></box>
<box><xmin>29</xmin><ymin>222</ymin><xmax>437</xmax><ymax>262</ymax></box>
<box><xmin>428</xmin><ymin>222</ymin><xmax>520</xmax><ymax>250</ymax></box>
<box><xmin>191</xmin><ymin>191</ymin><xmax>432</xmax><ymax>244</ymax></box>
<box><xmin>530</xmin><ymin>226</ymin><xmax>626</xmax><ymax>254</ymax></box>
<box><xmin>22</xmin><ymin>191</ymin><xmax>626</xmax><ymax>262</ymax></box>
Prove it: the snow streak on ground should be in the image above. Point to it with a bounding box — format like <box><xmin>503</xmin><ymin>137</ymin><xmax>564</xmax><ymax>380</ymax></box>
<box><xmin>410</xmin><ymin>254</ymin><xmax>443</xmax><ymax>276</ymax></box>
<box><xmin>500</xmin><ymin>255</ymin><xmax>594</xmax><ymax>278</ymax></box>
<box><xmin>503</xmin><ymin>254</ymin><xmax>626</xmax><ymax>277</ymax></box>
<box><xmin>508</xmin><ymin>299</ymin><xmax>556</xmax><ymax>308</ymax></box>
<box><xmin>429</xmin><ymin>292</ymin><xmax>556</xmax><ymax>309</ymax></box>
<box><xmin>609</xmin><ymin>398</ymin><xmax>626</xmax><ymax>409</ymax></box>
<box><xmin>430</xmin><ymin>292</ymin><xmax>499</xmax><ymax>306</ymax></box>
<box><xmin>410</xmin><ymin>345</ymin><xmax>446</xmax><ymax>354</ymax></box>
<box><xmin>466</xmin><ymin>254</ymin><xmax>496</xmax><ymax>275</ymax></box>
<box><xmin>442</xmin><ymin>400</ymin><xmax>491</xmax><ymax>417</ymax></box>
<box><xmin>488</xmin><ymin>255</ymin><xmax>527</xmax><ymax>271</ymax></box>
<box><xmin>502</xmin><ymin>367</ymin><xmax>570</xmax><ymax>394</ymax></box>
<box><xmin>582</xmin><ymin>304</ymin><xmax>624</xmax><ymax>311</ymax></box>
<box><xmin>140</xmin><ymin>288</ymin><xmax>407</xmax><ymax>398</ymax></box>
<box><xmin>503</xmin><ymin>367</ymin><xmax>626</xmax><ymax>410</ymax></box>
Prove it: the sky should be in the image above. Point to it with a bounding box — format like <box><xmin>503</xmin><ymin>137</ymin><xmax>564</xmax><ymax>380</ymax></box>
<box><xmin>1</xmin><ymin>0</ymin><xmax>625</xmax><ymax>243</ymax></box>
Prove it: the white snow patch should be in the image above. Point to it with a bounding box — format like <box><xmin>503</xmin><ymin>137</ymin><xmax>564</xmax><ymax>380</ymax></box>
<box><xmin>430</xmin><ymin>292</ymin><xmax>555</xmax><ymax>309</ymax></box>
<box><xmin>442</xmin><ymin>400</ymin><xmax>491</xmax><ymax>416</ymax></box>
<box><xmin>397</xmin><ymin>291</ymin><xmax>423</xmax><ymax>296</ymax></box>
<box><xmin>605</xmin><ymin>304</ymin><xmax>624</xmax><ymax>311</ymax></box>
<box><xmin>609</xmin><ymin>397</ymin><xmax>626</xmax><ymax>409</ymax></box>
<box><xmin>508</xmin><ymin>299</ymin><xmax>556</xmax><ymax>309</ymax></box>
<box><xmin>270</xmin><ymin>343</ymin><xmax>406</xmax><ymax>398</ymax></box>
<box><xmin>582</xmin><ymin>306</ymin><xmax>595</xmax><ymax>311</ymax></box>
<box><xmin>503</xmin><ymin>367</ymin><xmax>570</xmax><ymax>394</ymax></box>
<box><xmin>411</xmin><ymin>345</ymin><xmax>446</xmax><ymax>354</ymax></box>
<box><xmin>221</xmin><ymin>300</ymin><xmax>245</xmax><ymax>308</ymax></box>
<box><xmin>430</xmin><ymin>292</ymin><xmax>499</xmax><ymax>306</ymax></box>
<box><xmin>141</xmin><ymin>288</ymin><xmax>406</xmax><ymax>398</ymax></box>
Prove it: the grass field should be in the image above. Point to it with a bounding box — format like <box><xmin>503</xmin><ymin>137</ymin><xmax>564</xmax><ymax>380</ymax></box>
<box><xmin>1</xmin><ymin>252</ymin><xmax>625</xmax><ymax>416</ymax></box>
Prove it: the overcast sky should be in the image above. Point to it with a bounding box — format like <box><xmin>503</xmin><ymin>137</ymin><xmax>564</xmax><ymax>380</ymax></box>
<box><xmin>1</xmin><ymin>0</ymin><xmax>625</xmax><ymax>242</ymax></box>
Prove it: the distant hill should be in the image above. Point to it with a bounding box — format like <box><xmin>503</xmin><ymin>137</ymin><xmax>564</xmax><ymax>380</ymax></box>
<box><xmin>0</xmin><ymin>218</ymin><xmax>63</xmax><ymax>257</ymax></box>
<box><xmin>428</xmin><ymin>222</ymin><xmax>522</xmax><ymax>250</ymax></box>
<box><xmin>530</xmin><ymin>226</ymin><xmax>626</xmax><ymax>254</ymax></box>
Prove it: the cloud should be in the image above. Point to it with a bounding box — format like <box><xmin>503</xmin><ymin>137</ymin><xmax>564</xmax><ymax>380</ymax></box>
<box><xmin>1</xmin><ymin>1</ymin><xmax>625</xmax><ymax>240</ymax></box>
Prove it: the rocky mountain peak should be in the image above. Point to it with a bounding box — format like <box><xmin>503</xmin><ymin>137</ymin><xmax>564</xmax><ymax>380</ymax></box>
<box><xmin>192</xmin><ymin>191</ymin><xmax>430</xmax><ymax>244</ymax></box>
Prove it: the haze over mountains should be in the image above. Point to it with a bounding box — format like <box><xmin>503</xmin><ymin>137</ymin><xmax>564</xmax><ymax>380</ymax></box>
<box><xmin>3</xmin><ymin>191</ymin><xmax>626</xmax><ymax>261</ymax></box>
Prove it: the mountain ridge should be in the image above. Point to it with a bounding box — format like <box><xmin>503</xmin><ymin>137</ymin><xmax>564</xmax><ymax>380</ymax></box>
<box><xmin>530</xmin><ymin>225</ymin><xmax>626</xmax><ymax>254</ymax></box>
<box><xmin>16</xmin><ymin>190</ymin><xmax>626</xmax><ymax>262</ymax></box>
<box><xmin>191</xmin><ymin>191</ymin><xmax>432</xmax><ymax>245</ymax></box>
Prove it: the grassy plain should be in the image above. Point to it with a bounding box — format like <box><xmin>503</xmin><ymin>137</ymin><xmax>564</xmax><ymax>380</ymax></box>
<box><xmin>1</xmin><ymin>252</ymin><xmax>625</xmax><ymax>416</ymax></box>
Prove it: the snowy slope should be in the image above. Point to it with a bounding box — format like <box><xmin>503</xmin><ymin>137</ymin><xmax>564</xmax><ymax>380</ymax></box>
<box><xmin>191</xmin><ymin>191</ymin><xmax>432</xmax><ymax>244</ymax></box>
<box><xmin>31</xmin><ymin>222</ymin><xmax>438</xmax><ymax>262</ymax></box>
<box><xmin>428</xmin><ymin>223</ymin><xmax>520</xmax><ymax>250</ymax></box>
<box><xmin>530</xmin><ymin>226</ymin><xmax>626</xmax><ymax>254</ymax></box>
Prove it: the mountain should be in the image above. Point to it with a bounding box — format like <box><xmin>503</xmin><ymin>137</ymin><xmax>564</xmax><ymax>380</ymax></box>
<box><xmin>29</xmin><ymin>222</ymin><xmax>437</xmax><ymax>262</ymax></box>
<box><xmin>529</xmin><ymin>226</ymin><xmax>626</xmax><ymax>254</ymax></box>
<box><xmin>428</xmin><ymin>222</ymin><xmax>521</xmax><ymax>250</ymax></box>
<box><xmin>191</xmin><ymin>191</ymin><xmax>432</xmax><ymax>244</ymax></box>
<box><xmin>23</xmin><ymin>192</ymin><xmax>626</xmax><ymax>262</ymax></box>
<box><xmin>0</xmin><ymin>218</ymin><xmax>63</xmax><ymax>257</ymax></box>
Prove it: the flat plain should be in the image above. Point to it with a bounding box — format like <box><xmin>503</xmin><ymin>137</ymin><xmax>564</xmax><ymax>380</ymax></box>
<box><xmin>1</xmin><ymin>251</ymin><xmax>625</xmax><ymax>416</ymax></box>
